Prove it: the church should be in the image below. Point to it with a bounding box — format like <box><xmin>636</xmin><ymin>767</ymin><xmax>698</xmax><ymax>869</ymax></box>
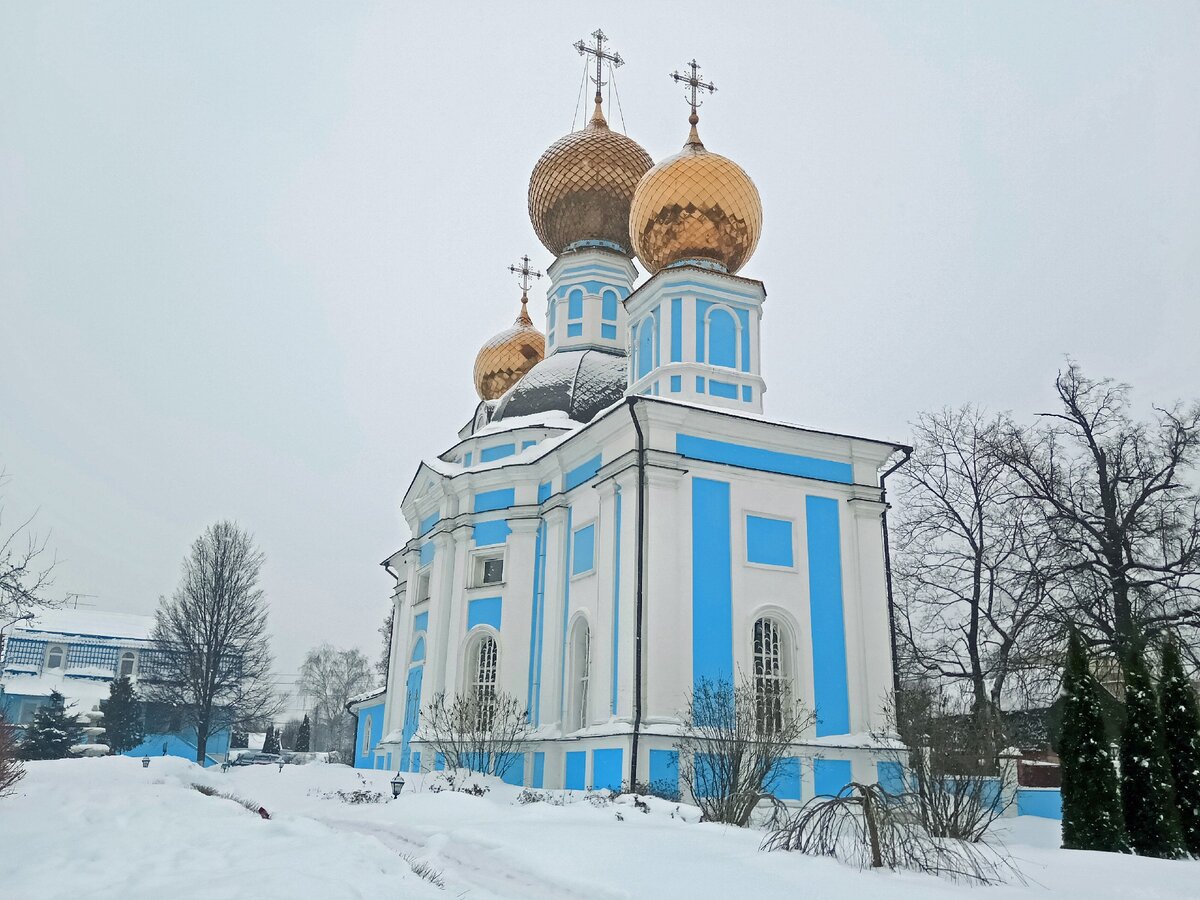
<box><xmin>359</xmin><ymin>33</ymin><xmax>909</xmax><ymax>801</ymax></box>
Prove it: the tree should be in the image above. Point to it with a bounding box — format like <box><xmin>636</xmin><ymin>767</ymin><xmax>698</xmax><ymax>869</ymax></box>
<box><xmin>996</xmin><ymin>364</ymin><xmax>1200</xmax><ymax>663</ymax></box>
<box><xmin>230</xmin><ymin>728</ymin><xmax>248</xmax><ymax>749</ymax></box>
<box><xmin>1058</xmin><ymin>631</ymin><xmax>1125</xmax><ymax>852</ymax></box>
<box><xmin>262</xmin><ymin>723</ymin><xmax>280</xmax><ymax>755</ymax></box>
<box><xmin>294</xmin><ymin>714</ymin><xmax>311</xmax><ymax>753</ymax></box>
<box><xmin>893</xmin><ymin>407</ymin><xmax>1057</xmax><ymax>736</ymax></box>
<box><xmin>1120</xmin><ymin>640</ymin><xmax>1185</xmax><ymax>857</ymax></box>
<box><xmin>0</xmin><ymin>717</ymin><xmax>25</xmax><ymax>798</ymax></box>
<box><xmin>142</xmin><ymin>521</ymin><xmax>281</xmax><ymax>763</ymax></box>
<box><xmin>19</xmin><ymin>691</ymin><xmax>83</xmax><ymax>760</ymax></box>
<box><xmin>100</xmin><ymin>676</ymin><xmax>144</xmax><ymax>755</ymax></box>
<box><xmin>377</xmin><ymin>606</ymin><xmax>394</xmax><ymax>681</ymax></box>
<box><xmin>1159</xmin><ymin>636</ymin><xmax>1200</xmax><ymax>854</ymax></box>
<box><xmin>675</xmin><ymin>673</ymin><xmax>815</xmax><ymax>826</ymax></box>
<box><xmin>0</xmin><ymin>471</ymin><xmax>58</xmax><ymax>624</ymax></box>
<box><xmin>421</xmin><ymin>690</ymin><xmax>532</xmax><ymax>780</ymax></box>
<box><xmin>298</xmin><ymin>644</ymin><xmax>374</xmax><ymax>761</ymax></box>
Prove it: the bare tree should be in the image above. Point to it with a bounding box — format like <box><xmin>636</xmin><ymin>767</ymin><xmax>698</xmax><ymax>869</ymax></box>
<box><xmin>377</xmin><ymin>607</ymin><xmax>394</xmax><ymax>681</ymax></box>
<box><xmin>420</xmin><ymin>690</ymin><xmax>531</xmax><ymax>780</ymax></box>
<box><xmin>995</xmin><ymin>364</ymin><xmax>1200</xmax><ymax>662</ymax></box>
<box><xmin>892</xmin><ymin>407</ymin><xmax>1058</xmax><ymax>732</ymax></box>
<box><xmin>0</xmin><ymin>472</ymin><xmax>57</xmax><ymax>623</ymax></box>
<box><xmin>298</xmin><ymin>644</ymin><xmax>374</xmax><ymax>761</ymax></box>
<box><xmin>142</xmin><ymin>521</ymin><xmax>281</xmax><ymax>763</ymax></box>
<box><xmin>0</xmin><ymin>717</ymin><xmax>25</xmax><ymax>798</ymax></box>
<box><xmin>676</xmin><ymin>673</ymin><xmax>816</xmax><ymax>826</ymax></box>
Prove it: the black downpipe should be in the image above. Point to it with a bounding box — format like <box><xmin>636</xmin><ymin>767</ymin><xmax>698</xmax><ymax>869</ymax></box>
<box><xmin>879</xmin><ymin>446</ymin><xmax>913</xmax><ymax>695</ymax></box>
<box><xmin>626</xmin><ymin>397</ymin><xmax>647</xmax><ymax>788</ymax></box>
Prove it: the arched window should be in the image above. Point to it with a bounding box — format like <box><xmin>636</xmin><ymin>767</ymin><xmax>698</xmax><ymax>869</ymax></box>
<box><xmin>569</xmin><ymin>620</ymin><xmax>591</xmax><ymax>732</ymax></box>
<box><xmin>753</xmin><ymin>617</ymin><xmax>788</xmax><ymax>734</ymax></box>
<box><xmin>119</xmin><ymin>652</ymin><xmax>136</xmax><ymax>678</ymax></box>
<box><xmin>46</xmin><ymin>645</ymin><xmax>65</xmax><ymax>670</ymax></box>
<box><xmin>361</xmin><ymin>714</ymin><xmax>373</xmax><ymax>755</ymax></box>
<box><xmin>707</xmin><ymin>307</ymin><xmax>738</xmax><ymax>369</ymax></box>
<box><xmin>636</xmin><ymin>319</ymin><xmax>654</xmax><ymax>379</ymax></box>
<box><xmin>471</xmin><ymin>635</ymin><xmax>498</xmax><ymax>731</ymax></box>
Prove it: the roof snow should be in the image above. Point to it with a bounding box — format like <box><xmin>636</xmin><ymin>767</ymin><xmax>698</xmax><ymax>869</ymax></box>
<box><xmin>20</xmin><ymin>609</ymin><xmax>156</xmax><ymax>643</ymax></box>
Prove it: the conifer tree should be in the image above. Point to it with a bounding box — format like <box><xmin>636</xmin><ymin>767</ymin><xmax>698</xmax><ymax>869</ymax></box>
<box><xmin>295</xmin><ymin>714</ymin><xmax>311</xmax><ymax>753</ymax></box>
<box><xmin>1059</xmin><ymin>631</ymin><xmax>1126</xmax><ymax>852</ymax></box>
<box><xmin>1159</xmin><ymin>637</ymin><xmax>1200</xmax><ymax>855</ymax></box>
<box><xmin>19</xmin><ymin>691</ymin><xmax>84</xmax><ymax>760</ymax></box>
<box><xmin>1120</xmin><ymin>640</ymin><xmax>1185</xmax><ymax>857</ymax></box>
<box><xmin>262</xmin><ymin>723</ymin><xmax>280</xmax><ymax>754</ymax></box>
<box><xmin>100</xmin><ymin>676</ymin><xmax>145</xmax><ymax>755</ymax></box>
<box><xmin>231</xmin><ymin>728</ymin><xmax>248</xmax><ymax>749</ymax></box>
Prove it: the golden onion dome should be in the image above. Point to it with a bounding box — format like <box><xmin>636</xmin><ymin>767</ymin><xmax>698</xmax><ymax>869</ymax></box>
<box><xmin>629</xmin><ymin>114</ymin><xmax>762</xmax><ymax>276</ymax></box>
<box><xmin>528</xmin><ymin>96</ymin><xmax>654</xmax><ymax>257</ymax></box>
<box><xmin>473</xmin><ymin>295</ymin><xmax>546</xmax><ymax>400</ymax></box>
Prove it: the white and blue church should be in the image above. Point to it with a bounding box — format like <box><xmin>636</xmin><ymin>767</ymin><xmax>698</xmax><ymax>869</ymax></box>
<box><xmin>354</xmin><ymin>41</ymin><xmax>908</xmax><ymax>803</ymax></box>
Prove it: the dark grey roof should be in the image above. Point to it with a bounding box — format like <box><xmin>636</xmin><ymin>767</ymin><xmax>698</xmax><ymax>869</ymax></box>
<box><xmin>492</xmin><ymin>348</ymin><xmax>628</xmax><ymax>424</ymax></box>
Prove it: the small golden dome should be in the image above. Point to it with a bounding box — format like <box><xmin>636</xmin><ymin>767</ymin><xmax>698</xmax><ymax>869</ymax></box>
<box><xmin>473</xmin><ymin>295</ymin><xmax>546</xmax><ymax>400</ymax></box>
<box><xmin>629</xmin><ymin>116</ymin><xmax>762</xmax><ymax>275</ymax></box>
<box><xmin>528</xmin><ymin>97</ymin><xmax>654</xmax><ymax>257</ymax></box>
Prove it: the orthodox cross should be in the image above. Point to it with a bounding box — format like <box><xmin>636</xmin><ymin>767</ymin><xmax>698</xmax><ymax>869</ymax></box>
<box><xmin>508</xmin><ymin>255</ymin><xmax>542</xmax><ymax>294</ymax></box>
<box><xmin>574</xmin><ymin>29</ymin><xmax>623</xmax><ymax>96</ymax></box>
<box><xmin>671</xmin><ymin>59</ymin><xmax>717</xmax><ymax>118</ymax></box>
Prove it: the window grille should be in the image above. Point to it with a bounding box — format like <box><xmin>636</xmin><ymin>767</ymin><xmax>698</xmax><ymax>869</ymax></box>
<box><xmin>137</xmin><ymin>649</ymin><xmax>174</xmax><ymax>679</ymax></box>
<box><xmin>4</xmin><ymin>638</ymin><xmax>46</xmax><ymax>668</ymax></box>
<box><xmin>473</xmin><ymin>636</ymin><xmax>498</xmax><ymax>732</ymax></box>
<box><xmin>576</xmin><ymin>626</ymin><xmax>591</xmax><ymax>732</ymax></box>
<box><xmin>67</xmin><ymin>643</ymin><xmax>118</xmax><ymax>672</ymax></box>
<box><xmin>754</xmin><ymin>618</ymin><xmax>786</xmax><ymax>735</ymax></box>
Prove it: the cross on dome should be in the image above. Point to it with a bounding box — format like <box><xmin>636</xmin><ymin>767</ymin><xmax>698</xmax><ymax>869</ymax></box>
<box><xmin>574</xmin><ymin>29</ymin><xmax>623</xmax><ymax>102</ymax></box>
<box><xmin>507</xmin><ymin>254</ymin><xmax>543</xmax><ymax>297</ymax></box>
<box><xmin>671</xmin><ymin>59</ymin><xmax>717</xmax><ymax>125</ymax></box>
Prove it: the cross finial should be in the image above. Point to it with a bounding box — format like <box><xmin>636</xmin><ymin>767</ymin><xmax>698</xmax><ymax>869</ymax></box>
<box><xmin>508</xmin><ymin>255</ymin><xmax>543</xmax><ymax>296</ymax></box>
<box><xmin>574</xmin><ymin>29</ymin><xmax>624</xmax><ymax>102</ymax></box>
<box><xmin>671</xmin><ymin>59</ymin><xmax>717</xmax><ymax>122</ymax></box>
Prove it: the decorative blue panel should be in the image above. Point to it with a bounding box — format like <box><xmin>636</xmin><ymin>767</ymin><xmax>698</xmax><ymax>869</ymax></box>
<box><xmin>418</xmin><ymin>542</ymin><xmax>435</xmax><ymax>566</ymax></box>
<box><xmin>467</xmin><ymin>596</ymin><xmax>502</xmax><ymax>631</ymax></box>
<box><xmin>564</xmin><ymin>454</ymin><xmax>601</xmax><ymax>491</ymax></box>
<box><xmin>649</xmin><ymin>749</ymin><xmax>680</xmax><ymax>797</ymax></box>
<box><xmin>737</xmin><ymin>307</ymin><xmax>751</xmax><ymax>372</ymax></box>
<box><xmin>670</xmin><ymin>375</ymin><xmax>681</xmax><ymax>393</ymax></box>
<box><xmin>435</xmin><ymin>752</ymin><xmax>445</xmax><ymax>771</ymax></box>
<box><xmin>410</xmin><ymin>751</ymin><xmax>421</xmax><ymax>773</ymax></box>
<box><xmin>670</xmin><ymin>297</ymin><xmax>682</xmax><ymax>361</ymax></box>
<box><xmin>480</xmin><ymin>443</ymin><xmax>515</xmax><ymax>463</ymax></box>
<box><xmin>695</xmin><ymin>376</ymin><xmax>706</xmax><ymax>392</ymax></box>
<box><xmin>568</xmin><ymin>290</ymin><xmax>584</xmax><ymax>319</ymax></box>
<box><xmin>410</xmin><ymin>637</ymin><xmax>425</xmax><ymax>662</ymax></box>
<box><xmin>877</xmin><ymin>761</ymin><xmax>906</xmax><ymax>796</ymax></box>
<box><xmin>807</xmin><ymin>495</ymin><xmax>850</xmax><ymax>736</ymax></box>
<box><xmin>572</xmin><ymin>524</ymin><xmax>595</xmax><ymax>575</ymax></box>
<box><xmin>399</xmin><ymin>671</ymin><xmax>422</xmax><ymax>770</ymax></box>
<box><xmin>472</xmin><ymin>519</ymin><xmax>511</xmax><ymax>546</ymax></box>
<box><xmin>499</xmin><ymin>753</ymin><xmax>525</xmax><ymax>786</ymax></box>
<box><xmin>413</xmin><ymin>612</ymin><xmax>428</xmax><ymax>634</ymax></box>
<box><xmin>418</xmin><ymin>512</ymin><xmax>439</xmax><ymax>536</ymax></box>
<box><xmin>814</xmin><ymin>758</ymin><xmax>853</xmax><ymax>797</ymax></box>
<box><xmin>709</xmin><ymin>379</ymin><xmax>738</xmax><ymax>399</ymax></box>
<box><xmin>637</xmin><ymin>319</ymin><xmax>654</xmax><ymax>379</ymax></box>
<box><xmin>601</xmin><ymin>324</ymin><xmax>617</xmax><ymax>340</ymax></box>
<box><xmin>746</xmin><ymin>515</ymin><xmax>794</xmax><ymax>566</ymax></box>
<box><xmin>676</xmin><ymin>434</ymin><xmax>854</xmax><ymax>484</ymax></box>
<box><xmin>741</xmin><ymin>385</ymin><xmax>752</xmax><ymax>402</ymax></box>
<box><xmin>708</xmin><ymin>308</ymin><xmax>737</xmax><ymax>368</ymax></box>
<box><xmin>532</xmin><ymin>751</ymin><xmax>545</xmax><ymax>788</ymax></box>
<box><xmin>549</xmin><ymin>298</ymin><xmax>557</xmax><ymax>329</ymax></box>
<box><xmin>601</xmin><ymin>291</ymin><xmax>618</xmax><ymax>320</ymax></box>
<box><xmin>538</xmin><ymin>481</ymin><xmax>552</xmax><ymax>503</ymax></box>
<box><xmin>527</xmin><ymin>521</ymin><xmax>547</xmax><ymax>721</ymax></box>
<box><xmin>591</xmin><ymin>748</ymin><xmax>623</xmax><ymax>791</ymax></box>
<box><xmin>463</xmin><ymin>452</ymin><xmax>473</xmax><ymax>467</ymax></box>
<box><xmin>474</xmin><ymin>488</ymin><xmax>515</xmax><ymax>513</ymax></box>
<box><xmin>691</xmin><ymin>478</ymin><xmax>733</xmax><ymax>688</ymax></box>
<box><xmin>567</xmin><ymin>323</ymin><xmax>583</xmax><ymax>337</ymax></box>
<box><xmin>1017</xmin><ymin>788</ymin><xmax>1063</xmax><ymax>819</ymax></box>
<box><xmin>565</xmin><ymin>751</ymin><xmax>587</xmax><ymax>790</ymax></box>
<box><xmin>522</xmin><ymin>440</ymin><xmax>536</xmax><ymax>450</ymax></box>
<box><xmin>770</xmin><ymin>757</ymin><xmax>802</xmax><ymax>800</ymax></box>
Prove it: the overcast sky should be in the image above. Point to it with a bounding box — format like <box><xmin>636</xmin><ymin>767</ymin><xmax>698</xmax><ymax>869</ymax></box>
<box><xmin>2</xmin><ymin>2</ymin><xmax>1198</xmax><ymax>708</ymax></box>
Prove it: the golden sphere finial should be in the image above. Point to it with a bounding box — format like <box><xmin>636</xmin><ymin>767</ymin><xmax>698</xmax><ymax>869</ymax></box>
<box><xmin>474</xmin><ymin>258</ymin><xmax>546</xmax><ymax>400</ymax></box>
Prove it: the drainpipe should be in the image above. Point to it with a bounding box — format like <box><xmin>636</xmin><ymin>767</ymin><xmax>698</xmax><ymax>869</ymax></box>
<box><xmin>626</xmin><ymin>397</ymin><xmax>648</xmax><ymax>787</ymax></box>
<box><xmin>879</xmin><ymin>446</ymin><xmax>913</xmax><ymax>695</ymax></box>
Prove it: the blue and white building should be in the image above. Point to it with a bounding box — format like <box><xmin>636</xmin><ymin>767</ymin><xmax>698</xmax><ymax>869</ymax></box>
<box><xmin>0</xmin><ymin>608</ymin><xmax>231</xmax><ymax>764</ymax></box>
<box><xmin>366</xmin><ymin>52</ymin><xmax>909</xmax><ymax>802</ymax></box>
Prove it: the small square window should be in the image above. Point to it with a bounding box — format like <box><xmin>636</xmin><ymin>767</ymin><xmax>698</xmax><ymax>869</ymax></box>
<box><xmin>415</xmin><ymin>572</ymin><xmax>432</xmax><ymax>603</ymax></box>
<box><xmin>473</xmin><ymin>553</ymin><xmax>505</xmax><ymax>587</ymax></box>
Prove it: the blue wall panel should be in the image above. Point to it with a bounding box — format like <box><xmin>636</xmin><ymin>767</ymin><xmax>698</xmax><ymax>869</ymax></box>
<box><xmin>591</xmin><ymin>748</ymin><xmax>623</xmax><ymax>791</ymax></box>
<box><xmin>532</xmin><ymin>751</ymin><xmax>545</xmax><ymax>788</ymax></box>
<box><xmin>467</xmin><ymin>596</ymin><xmax>502</xmax><ymax>631</ymax></box>
<box><xmin>398</xmin><ymin>670</ymin><xmax>422</xmax><ymax>769</ymax></box>
<box><xmin>670</xmin><ymin>297</ymin><xmax>682</xmax><ymax>361</ymax></box>
<box><xmin>480</xmin><ymin>443</ymin><xmax>516</xmax><ymax>463</ymax></box>
<box><xmin>746</xmin><ymin>515</ymin><xmax>794</xmax><ymax>567</ymax></box>
<box><xmin>572</xmin><ymin>524</ymin><xmax>595</xmax><ymax>575</ymax></box>
<box><xmin>770</xmin><ymin>757</ymin><xmax>802</xmax><ymax>800</ymax></box>
<box><xmin>418</xmin><ymin>512</ymin><xmax>439</xmax><ymax>536</ymax></box>
<box><xmin>676</xmin><ymin>434</ymin><xmax>854</xmax><ymax>484</ymax></box>
<box><xmin>877</xmin><ymin>761</ymin><xmax>906</xmax><ymax>796</ymax></box>
<box><xmin>565</xmin><ymin>751</ymin><xmax>587</xmax><ymax>790</ymax></box>
<box><xmin>814</xmin><ymin>758</ymin><xmax>853</xmax><ymax>797</ymax></box>
<box><xmin>649</xmin><ymin>749</ymin><xmax>680</xmax><ymax>797</ymax></box>
<box><xmin>473</xmin><ymin>519</ymin><xmax>511</xmax><ymax>546</ymax></box>
<box><xmin>499</xmin><ymin>753</ymin><xmax>525</xmax><ymax>786</ymax></box>
<box><xmin>565</xmin><ymin>455</ymin><xmax>602</xmax><ymax>491</ymax></box>
<box><xmin>1017</xmin><ymin>788</ymin><xmax>1063</xmax><ymax>819</ymax></box>
<box><xmin>474</xmin><ymin>488</ymin><xmax>515</xmax><ymax>513</ymax></box>
<box><xmin>352</xmin><ymin>701</ymin><xmax>387</xmax><ymax>769</ymax></box>
<box><xmin>691</xmin><ymin>478</ymin><xmax>733</xmax><ymax>688</ymax></box>
<box><xmin>413</xmin><ymin>611</ymin><xmax>428</xmax><ymax>634</ymax></box>
<box><xmin>807</xmin><ymin>496</ymin><xmax>850</xmax><ymax>736</ymax></box>
<box><xmin>418</xmin><ymin>542</ymin><xmax>435</xmax><ymax>567</ymax></box>
<box><xmin>527</xmin><ymin>521</ymin><xmax>546</xmax><ymax>722</ymax></box>
<box><xmin>708</xmin><ymin>380</ymin><xmax>738</xmax><ymax>399</ymax></box>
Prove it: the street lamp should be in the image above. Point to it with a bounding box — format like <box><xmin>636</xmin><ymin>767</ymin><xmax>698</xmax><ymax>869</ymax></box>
<box><xmin>142</xmin><ymin>756</ymin><xmax>151</xmax><ymax>769</ymax></box>
<box><xmin>391</xmin><ymin>773</ymin><xmax>406</xmax><ymax>799</ymax></box>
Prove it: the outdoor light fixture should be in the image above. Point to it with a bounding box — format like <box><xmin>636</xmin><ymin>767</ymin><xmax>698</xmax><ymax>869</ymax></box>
<box><xmin>391</xmin><ymin>773</ymin><xmax>405</xmax><ymax>798</ymax></box>
<box><xmin>142</xmin><ymin>756</ymin><xmax>150</xmax><ymax>768</ymax></box>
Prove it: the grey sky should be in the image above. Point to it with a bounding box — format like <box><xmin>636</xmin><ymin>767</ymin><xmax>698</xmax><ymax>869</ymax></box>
<box><xmin>3</xmin><ymin>2</ymin><xmax>1198</xmax><ymax>707</ymax></box>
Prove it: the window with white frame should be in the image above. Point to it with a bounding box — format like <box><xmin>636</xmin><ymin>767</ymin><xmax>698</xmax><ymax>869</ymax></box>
<box><xmin>119</xmin><ymin>651</ymin><xmax>136</xmax><ymax>678</ymax></box>
<box><xmin>472</xmin><ymin>551</ymin><xmax>505</xmax><ymax>587</ymax></box>
<box><xmin>415</xmin><ymin>570</ymin><xmax>431</xmax><ymax>603</ymax></box>
<box><xmin>753</xmin><ymin>617</ymin><xmax>788</xmax><ymax>734</ymax></box>
<box><xmin>569</xmin><ymin>619</ymin><xmax>591</xmax><ymax>732</ymax></box>
<box><xmin>471</xmin><ymin>634</ymin><xmax>498</xmax><ymax>731</ymax></box>
<box><xmin>45</xmin><ymin>645</ymin><xmax>65</xmax><ymax>670</ymax></box>
<box><xmin>361</xmin><ymin>714</ymin><xmax>373</xmax><ymax>755</ymax></box>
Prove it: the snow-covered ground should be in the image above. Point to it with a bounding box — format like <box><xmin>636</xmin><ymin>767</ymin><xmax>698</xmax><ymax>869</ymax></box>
<box><xmin>3</xmin><ymin>757</ymin><xmax>1198</xmax><ymax>900</ymax></box>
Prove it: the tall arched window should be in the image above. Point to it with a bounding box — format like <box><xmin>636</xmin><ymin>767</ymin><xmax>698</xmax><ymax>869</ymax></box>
<box><xmin>569</xmin><ymin>620</ymin><xmax>591</xmax><ymax>732</ymax></box>
<box><xmin>119</xmin><ymin>652</ymin><xmax>136</xmax><ymax>678</ymax></box>
<box><xmin>45</xmin><ymin>645</ymin><xmax>65</xmax><ymax>670</ymax></box>
<box><xmin>753</xmin><ymin>617</ymin><xmax>788</xmax><ymax>734</ymax></box>
<box><xmin>707</xmin><ymin>307</ymin><xmax>738</xmax><ymax>369</ymax></box>
<box><xmin>471</xmin><ymin>635</ymin><xmax>498</xmax><ymax>731</ymax></box>
<box><xmin>361</xmin><ymin>714</ymin><xmax>373</xmax><ymax>755</ymax></box>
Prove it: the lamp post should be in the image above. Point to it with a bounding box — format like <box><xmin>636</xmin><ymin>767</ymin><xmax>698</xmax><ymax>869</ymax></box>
<box><xmin>142</xmin><ymin>756</ymin><xmax>151</xmax><ymax>769</ymax></box>
<box><xmin>391</xmin><ymin>772</ymin><xmax>405</xmax><ymax>799</ymax></box>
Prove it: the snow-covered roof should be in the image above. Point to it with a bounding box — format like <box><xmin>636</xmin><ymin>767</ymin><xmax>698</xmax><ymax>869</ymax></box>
<box><xmin>472</xmin><ymin>409</ymin><xmax>574</xmax><ymax>436</ymax></box>
<box><xmin>18</xmin><ymin>609</ymin><xmax>156</xmax><ymax>643</ymax></box>
<box><xmin>346</xmin><ymin>686</ymin><xmax>386</xmax><ymax>710</ymax></box>
<box><xmin>0</xmin><ymin>671</ymin><xmax>115</xmax><ymax>708</ymax></box>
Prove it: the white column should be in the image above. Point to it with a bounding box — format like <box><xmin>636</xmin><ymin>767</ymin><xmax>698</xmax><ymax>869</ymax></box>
<box><xmin>439</xmin><ymin>529</ymin><xmax>473</xmax><ymax>697</ymax></box>
<box><xmin>641</xmin><ymin>467</ymin><xmax>686</xmax><ymax>724</ymax></box>
<box><xmin>503</xmin><ymin>518</ymin><xmax>541</xmax><ymax>706</ymax></box>
<box><xmin>848</xmin><ymin>497</ymin><xmax>892</xmax><ymax>734</ymax></box>
<box><xmin>538</xmin><ymin>506</ymin><xmax>570</xmax><ymax>731</ymax></box>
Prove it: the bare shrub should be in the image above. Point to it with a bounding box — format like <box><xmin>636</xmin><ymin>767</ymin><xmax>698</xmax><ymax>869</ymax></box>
<box><xmin>762</xmin><ymin>781</ymin><xmax>1023</xmax><ymax>885</ymax></box>
<box><xmin>676</xmin><ymin>674</ymin><xmax>815</xmax><ymax>826</ymax></box>
<box><xmin>402</xmin><ymin>854</ymin><xmax>445</xmax><ymax>889</ymax></box>
<box><xmin>420</xmin><ymin>690</ymin><xmax>530</xmax><ymax>780</ymax></box>
<box><xmin>190</xmin><ymin>782</ymin><xmax>261</xmax><ymax>815</ymax></box>
<box><xmin>0</xmin><ymin>718</ymin><xmax>25</xmax><ymax>798</ymax></box>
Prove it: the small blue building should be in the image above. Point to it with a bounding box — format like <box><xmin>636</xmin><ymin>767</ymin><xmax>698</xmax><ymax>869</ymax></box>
<box><xmin>0</xmin><ymin>609</ymin><xmax>230</xmax><ymax>765</ymax></box>
<box><xmin>347</xmin><ymin>687</ymin><xmax>388</xmax><ymax>769</ymax></box>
